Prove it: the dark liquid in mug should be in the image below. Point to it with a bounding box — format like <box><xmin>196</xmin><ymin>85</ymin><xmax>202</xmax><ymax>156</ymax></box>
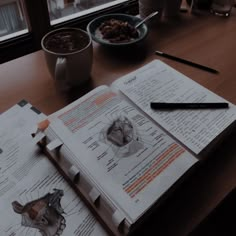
<box><xmin>44</xmin><ymin>29</ymin><xmax>89</xmax><ymax>53</ymax></box>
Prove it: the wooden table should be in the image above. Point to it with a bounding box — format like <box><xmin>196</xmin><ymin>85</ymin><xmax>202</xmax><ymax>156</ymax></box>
<box><xmin>1</xmin><ymin>8</ymin><xmax>236</xmax><ymax>236</ymax></box>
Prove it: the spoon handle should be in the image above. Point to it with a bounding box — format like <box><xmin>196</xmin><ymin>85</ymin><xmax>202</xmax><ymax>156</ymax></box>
<box><xmin>135</xmin><ymin>11</ymin><xmax>159</xmax><ymax>29</ymax></box>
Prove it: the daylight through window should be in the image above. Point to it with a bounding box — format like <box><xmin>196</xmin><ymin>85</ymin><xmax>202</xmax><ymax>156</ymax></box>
<box><xmin>0</xmin><ymin>0</ymin><xmax>28</xmax><ymax>42</ymax></box>
<box><xmin>47</xmin><ymin>0</ymin><xmax>129</xmax><ymax>25</ymax></box>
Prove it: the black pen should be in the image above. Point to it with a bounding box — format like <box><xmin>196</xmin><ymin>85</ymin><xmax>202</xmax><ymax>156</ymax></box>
<box><xmin>155</xmin><ymin>50</ymin><xmax>219</xmax><ymax>74</ymax></box>
<box><xmin>150</xmin><ymin>102</ymin><xmax>229</xmax><ymax>110</ymax></box>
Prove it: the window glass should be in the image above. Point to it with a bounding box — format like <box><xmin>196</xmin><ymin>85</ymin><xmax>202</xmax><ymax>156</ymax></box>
<box><xmin>47</xmin><ymin>0</ymin><xmax>129</xmax><ymax>25</ymax></box>
<box><xmin>0</xmin><ymin>0</ymin><xmax>29</xmax><ymax>42</ymax></box>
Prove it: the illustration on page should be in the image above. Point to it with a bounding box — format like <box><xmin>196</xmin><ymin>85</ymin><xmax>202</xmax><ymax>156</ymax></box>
<box><xmin>12</xmin><ymin>189</ymin><xmax>66</xmax><ymax>236</ymax></box>
<box><xmin>54</xmin><ymin>87</ymin><xmax>195</xmax><ymax>209</ymax></box>
<box><xmin>99</xmin><ymin>113</ymin><xmax>144</xmax><ymax>158</ymax></box>
<box><xmin>0</xmin><ymin>164</ymin><xmax>106</xmax><ymax>236</ymax></box>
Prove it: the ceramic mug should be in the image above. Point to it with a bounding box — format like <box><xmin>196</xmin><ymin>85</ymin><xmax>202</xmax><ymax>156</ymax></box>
<box><xmin>41</xmin><ymin>27</ymin><xmax>93</xmax><ymax>90</ymax></box>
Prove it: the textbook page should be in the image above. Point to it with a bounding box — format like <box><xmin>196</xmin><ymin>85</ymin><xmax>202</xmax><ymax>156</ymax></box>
<box><xmin>0</xmin><ymin>159</ymin><xmax>107</xmax><ymax>236</ymax></box>
<box><xmin>47</xmin><ymin>86</ymin><xmax>197</xmax><ymax>222</ymax></box>
<box><xmin>0</xmin><ymin>101</ymin><xmax>45</xmax><ymax>198</ymax></box>
<box><xmin>0</xmin><ymin>102</ymin><xmax>107</xmax><ymax>236</ymax></box>
<box><xmin>112</xmin><ymin>60</ymin><xmax>236</xmax><ymax>154</ymax></box>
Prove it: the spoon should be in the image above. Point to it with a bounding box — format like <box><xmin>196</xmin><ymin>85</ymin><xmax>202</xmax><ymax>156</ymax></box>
<box><xmin>135</xmin><ymin>11</ymin><xmax>159</xmax><ymax>29</ymax></box>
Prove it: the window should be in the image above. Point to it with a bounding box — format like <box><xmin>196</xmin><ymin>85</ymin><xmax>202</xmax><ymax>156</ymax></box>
<box><xmin>47</xmin><ymin>0</ymin><xmax>129</xmax><ymax>25</ymax></box>
<box><xmin>0</xmin><ymin>0</ymin><xmax>29</xmax><ymax>41</ymax></box>
<box><xmin>0</xmin><ymin>0</ymin><xmax>138</xmax><ymax>63</ymax></box>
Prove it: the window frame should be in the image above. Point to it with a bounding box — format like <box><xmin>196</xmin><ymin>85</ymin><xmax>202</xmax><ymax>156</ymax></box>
<box><xmin>0</xmin><ymin>0</ymin><xmax>138</xmax><ymax>64</ymax></box>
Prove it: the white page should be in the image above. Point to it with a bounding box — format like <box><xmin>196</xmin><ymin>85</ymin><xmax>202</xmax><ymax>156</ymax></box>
<box><xmin>112</xmin><ymin>60</ymin><xmax>236</xmax><ymax>154</ymax></box>
<box><xmin>0</xmin><ymin>158</ymin><xmax>106</xmax><ymax>236</ymax></box>
<box><xmin>0</xmin><ymin>102</ymin><xmax>45</xmax><ymax>197</ymax></box>
<box><xmin>0</xmin><ymin>102</ymin><xmax>107</xmax><ymax>236</ymax></box>
<box><xmin>47</xmin><ymin>86</ymin><xmax>197</xmax><ymax>222</ymax></box>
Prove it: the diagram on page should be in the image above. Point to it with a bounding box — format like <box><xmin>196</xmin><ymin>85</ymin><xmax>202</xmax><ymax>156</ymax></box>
<box><xmin>55</xmin><ymin>87</ymin><xmax>190</xmax><ymax>198</ymax></box>
<box><xmin>67</xmin><ymin>100</ymin><xmax>186</xmax><ymax>198</ymax></box>
<box><xmin>50</xmin><ymin>86</ymin><xmax>197</xmax><ymax>220</ymax></box>
<box><xmin>99</xmin><ymin>111</ymin><xmax>144</xmax><ymax>158</ymax></box>
<box><xmin>12</xmin><ymin>188</ymin><xmax>66</xmax><ymax>236</ymax></box>
<box><xmin>0</xmin><ymin>161</ymin><xmax>106</xmax><ymax>236</ymax></box>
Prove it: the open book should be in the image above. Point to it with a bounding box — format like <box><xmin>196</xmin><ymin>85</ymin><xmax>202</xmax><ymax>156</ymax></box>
<box><xmin>32</xmin><ymin>60</ymin><xmax>236</xmax><ymax>235</ymax></box>
<box><xmin>0</xmin><ymin>101</ymin><xmax>107</xmax><ymax>236</ymax></box>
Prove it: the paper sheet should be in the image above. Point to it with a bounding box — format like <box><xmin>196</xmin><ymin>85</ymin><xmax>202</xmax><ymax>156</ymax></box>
<box><xmin>47</xmin><ymin>86</ymin><xmax>197</xmax><ymax>222</ymax></box>
<box><xmin>112</xmin><ymin>60</ymin><xmax>236</xmax><ymax>154</ymax></box>
<box><xmin>0</xmin><ymin>102</ymin><xmax>107</xmax><ymax>236</ymax></box>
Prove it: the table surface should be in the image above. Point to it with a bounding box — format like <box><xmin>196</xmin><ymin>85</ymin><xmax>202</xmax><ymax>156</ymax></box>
<box><xmin>1</xmin><ymin>6</ymin><xmax>236</xmax><ymax>236</ymax></box>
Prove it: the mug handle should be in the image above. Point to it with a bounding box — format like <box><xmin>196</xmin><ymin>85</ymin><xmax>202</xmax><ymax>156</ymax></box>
<box><xmin>55</xmin><ymin>57</ymin><xmax>67</xmax><ymax>81</ymax></box>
